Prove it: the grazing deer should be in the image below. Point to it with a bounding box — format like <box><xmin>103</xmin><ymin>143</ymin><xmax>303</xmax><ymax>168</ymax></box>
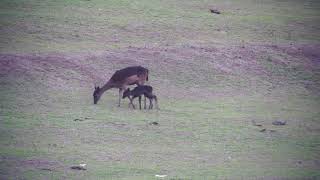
<box><xmin>93</xmin><ymin>66</ymin><xmax>149</xmax><ymax>106</ymax></box>
<box><xmin>122</xmin><ymin>85</ymin><xmax>159</xmax><ymax>110</ymax></box>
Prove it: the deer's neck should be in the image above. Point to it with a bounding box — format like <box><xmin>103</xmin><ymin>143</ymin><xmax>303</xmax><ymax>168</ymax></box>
<box><xmin>99</xmin><ymin>81</ymin><xmax>114</xmax><ymax>95</ymax></box>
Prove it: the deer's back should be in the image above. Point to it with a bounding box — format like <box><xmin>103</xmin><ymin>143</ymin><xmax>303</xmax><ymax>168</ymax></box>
<box><xmin>132</xmin><ymin>85</ymin><xmax>153</xmax><ymax>95</ymax></box>
<box><xmin>110</xmin><ymin>66</ymin><xmax>148</xmax><ymax>82</ymax></box>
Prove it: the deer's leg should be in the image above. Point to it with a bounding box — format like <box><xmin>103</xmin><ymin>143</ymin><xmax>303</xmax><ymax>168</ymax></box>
<box><xmin>138</xmin><ymin>96</ymin><xmax>142</xmax><ymax>110</ymax></box>
<box><xmin>133</xmin><ymin>97</ymin><xmax>137</xmax><ymax>109</ymax></box>
<box><xmin>144</xmin><ymin>93</ymin><xmax>153</xmax><ymax>109</ymax></box>
<box><xmin>144</xmin><ymin>95</ymin><xmax>147</xmax><ymax>109</ymax></box>
<box><xmin>153</xmin><ymin>95</ymin><xmax>159</xmax><ymax>109</ymax></box>
<box><xmin>118</xmin><ymin>88</ymin><xmax>123</xmax><ymax>107</ymax></box>
<box><xmin>128</xmin><ymin>97</ymin><xmax>133</xmax><ymax>108</ymax></box>
<box><xmin>128</xmin><ymin>97</ymin><xmax>136</xmax><ymax>109</ymax></box>
<box><xmin>149</xmin><ymin>98</ymin><xmax>153</xmax><ymax>109</ymax></box>
<box><xmin>131</xmin><ymin>98</ymin><xmax>136</xmax><ymax>109</ymax></box>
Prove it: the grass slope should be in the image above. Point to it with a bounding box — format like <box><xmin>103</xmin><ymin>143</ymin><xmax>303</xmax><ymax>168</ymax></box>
<box><xmin>1</xmin><ymin>0</ymin><xmax>320</xmax><ymax>52</ymax></box>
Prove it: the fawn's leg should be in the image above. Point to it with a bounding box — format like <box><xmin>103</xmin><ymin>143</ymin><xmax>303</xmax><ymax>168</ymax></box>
<box><xmin>130</xmin><ymin>97</ymin><xmax>136</xmax><ymax>109</ymax></box>
<box><xmin>145</xmin><ymin>93</ymin><xmax>153</xmax><ymax>109</ymax></box>
<box><xmin>148</xmin><ymin>98</ymin><xmax>153</xmax><ymax>109</ymax></box>
<box><xmin>153</xmin><ymin>95</ymin><xmax>159</xmax><ymax>109</ymax></box>
<box><xmin>138</xmin><ymin>96</ymin><xmax>142</xmax><ymax>110</ymax></box>
<box><xmin>127</xmin><ymin>97</ymin><xmax>131</xmax><ymax>108</ymax></box>
<box><xmin>144</xmin><ymin>96</ymin><xmax>147</xmax><ymax>109</ymax></box>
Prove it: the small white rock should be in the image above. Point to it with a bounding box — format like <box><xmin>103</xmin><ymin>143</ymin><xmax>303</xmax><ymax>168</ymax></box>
<box><xmin>155</xmin><ymin>174</ymin><xmax>167</xmax><ymax>178</ymax></box>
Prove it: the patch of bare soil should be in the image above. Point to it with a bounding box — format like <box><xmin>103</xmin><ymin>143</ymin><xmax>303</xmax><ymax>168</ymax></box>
<box><xmin>21</xmin><ymin>158</ymin><xmax>60</xmax><ymax>170</ymax></box>
<box><xmin>0</xmin><ymin>156</ymin><xmax>62</xmax><ymax>173</ymax></box>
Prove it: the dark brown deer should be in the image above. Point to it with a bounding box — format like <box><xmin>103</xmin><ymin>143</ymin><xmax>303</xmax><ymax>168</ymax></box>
<box><xmin>93</xmin><ymin>66</ymin><xmax>149</xmax><ymax>106</ymax></box>
<box><xmin>122</xmin><ymin>85</ymin><xmax>159</xmax><ymax>110</ymax></box>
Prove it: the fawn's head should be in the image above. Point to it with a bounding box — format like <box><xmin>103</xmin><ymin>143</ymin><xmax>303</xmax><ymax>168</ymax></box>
<box><xmin>122</xmin><ymin>88</ymin><xmax>131</xmax><ymax>99</ymax></box>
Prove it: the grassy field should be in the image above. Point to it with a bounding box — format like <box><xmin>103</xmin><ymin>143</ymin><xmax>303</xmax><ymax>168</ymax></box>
<box><xmin>1</xmin><ymin>0</ymin><xmax>320</xmax><ymax>179</ymax></box>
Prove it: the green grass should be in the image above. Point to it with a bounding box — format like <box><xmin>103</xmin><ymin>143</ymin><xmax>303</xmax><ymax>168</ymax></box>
<box><xmin>1</xmin><ymin>87</ymin><xmax>319</xmax><ymax>179</ymax></box>
<box><xmin>1</xmin><ymin>0</ymin><xmax>320</xmax><ymax>52</ymax></box>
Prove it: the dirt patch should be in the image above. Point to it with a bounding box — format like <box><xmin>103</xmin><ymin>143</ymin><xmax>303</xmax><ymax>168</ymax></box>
<box><xmin>21</xmin><ymin>159</ymin><xmax>59</xmax><ymax>169</ymax></box>
<box><xmin>1</xmin><ymin>43</ymin><xmax>319</xmax><ymax>98</ymax></box>
<box><xmin>0</xmin><ymin>156</ymin><xmax>62</xmax><ymax>171</ymax></box>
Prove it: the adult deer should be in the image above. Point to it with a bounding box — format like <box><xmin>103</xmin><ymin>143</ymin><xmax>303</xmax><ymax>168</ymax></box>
<box><xmin>93</xmin><ymin>66</ymin><xmax>149</xmax><ymax>106</ymax></box>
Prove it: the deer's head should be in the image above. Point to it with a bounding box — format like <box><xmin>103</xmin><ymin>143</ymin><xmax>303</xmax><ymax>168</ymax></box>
<box><xmin>93</xmin><ymin>86</ymin><xmax>101</xmax><ymax>104</ymax></box>
<box><xmin>122</xmin><ymin>88</ymin><xmax>131</xmax><ymax>99</ymax></box>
